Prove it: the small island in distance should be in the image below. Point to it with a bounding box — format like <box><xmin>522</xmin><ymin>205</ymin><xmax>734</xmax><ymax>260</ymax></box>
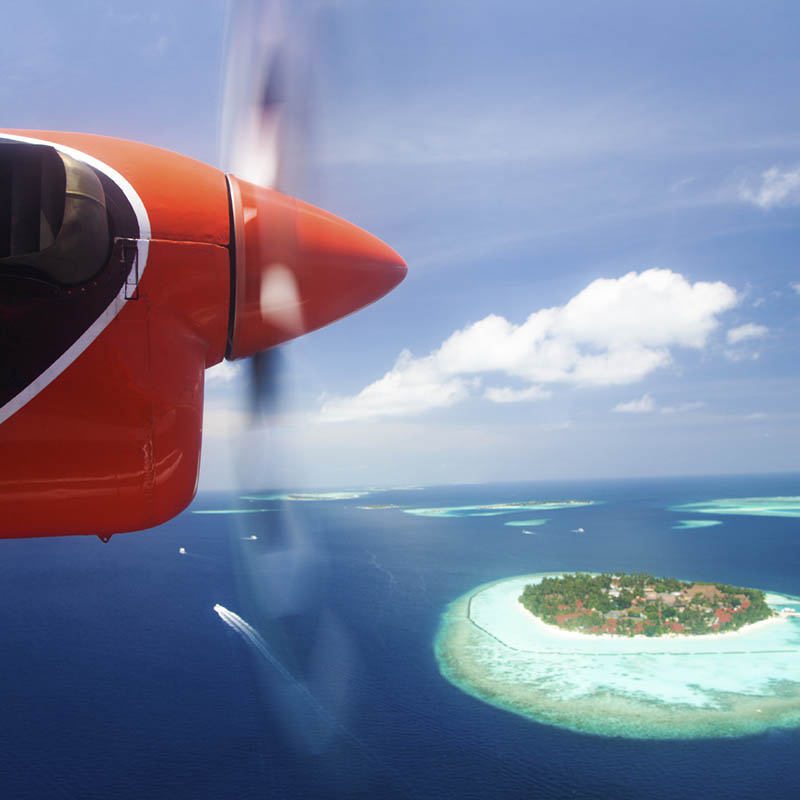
<box><xmin>402</xmin><ymin>499</ymin><xmax>594</xmax><ymax>518</ymax></box>
<box><xmin>519</xmin><ymin>572</ymin><xmax>776</xmax><ymax>636</ymax></box>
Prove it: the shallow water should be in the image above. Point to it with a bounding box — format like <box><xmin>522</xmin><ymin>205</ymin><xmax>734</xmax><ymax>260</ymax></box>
<box><xmin>404</xmin><ymin>501</ymin><xmax>594</xmax><ymax>518</ymax></box>
<box><xmin>673</xmin><ymin>519</ymin><xmax>723</xmax><ymax>529</ymax></box>
<box><xmin>436</xmin><ymin>573</ymin><xmax>800</xmax><ymax>738</ymax></box>
<box><xmin>673</xmin><ymin>496</ymin><xmax>800</xmax><ymax>518</ymax></box>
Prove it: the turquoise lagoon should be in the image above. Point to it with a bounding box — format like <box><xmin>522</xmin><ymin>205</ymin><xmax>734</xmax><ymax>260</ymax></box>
<box><xmin>673</xmin><ymin>519</ymin><xmax>723</xmax><ymax>530</ymax></box>
<box><xmin>404</xmin><ymin>501</ymin><xmax>594</xmax><ymax>519</ymax></box>
<box><xmin>241</xmin><ymin>487</ymin><xmax>421</xmax><ymax>503</ymax></box>
<box><xmin>240</xmin><ymin>491</ymin><xmax>372</xmax><ymax>502</ymax></box>
<box><xmin>436</xmin><ymin>572</ymin><xmax>800</xmax><ymax>739</ymax></box>
<box><xmin>191</xmin><ymin>508</ymin><xmax>274</xmax><ymax>515</ymax></box>
<box><xmin>673</xmin><ymin>496</ymin><xmax>800</xmax><ymax>518</ymax></box>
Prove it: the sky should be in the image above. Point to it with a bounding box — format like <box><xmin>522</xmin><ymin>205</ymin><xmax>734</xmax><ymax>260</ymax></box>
<box><xmin>5</xmin><ymin>0</ymin><xmax>800</xmax><ymax>489</ymax></box>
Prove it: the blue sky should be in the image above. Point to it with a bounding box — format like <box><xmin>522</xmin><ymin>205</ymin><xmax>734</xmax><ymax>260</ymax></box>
<box><xmin>6</xmin><ymin>1</ymin><xmax>800</xmax><ymax>488</ymax></box>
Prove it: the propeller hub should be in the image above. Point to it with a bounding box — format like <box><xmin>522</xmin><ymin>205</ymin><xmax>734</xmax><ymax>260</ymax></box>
<box><xmin>226</xmin><ymin>175</ymin><xmax>406</xmax><ymax>360</ymax></box>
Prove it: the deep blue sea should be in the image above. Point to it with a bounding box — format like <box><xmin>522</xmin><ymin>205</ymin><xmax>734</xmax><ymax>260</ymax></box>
<box><xmin>1</xmin><ymin>474</ymin><xmax>799</xmax><ymax>799</ymax></box>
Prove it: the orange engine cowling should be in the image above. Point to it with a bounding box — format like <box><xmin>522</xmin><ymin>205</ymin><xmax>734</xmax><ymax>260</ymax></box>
<box><xmin>0</xmin><ymin>131</ymin><xmax>405</xmax><ymax>538</ymax></box>
<box><xmin>226</xmin><ymin>176</ymin><xmax>406</xmax><ymax>358</ymax></box>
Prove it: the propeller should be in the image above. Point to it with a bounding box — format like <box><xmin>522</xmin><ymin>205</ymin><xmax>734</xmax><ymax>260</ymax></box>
<box><xmin>218</xmin><ymin>0</ymin><xmax>309</xmax><ymax>419</ymax></box>
<box><xmin>215</xmin><ymin>0</ymin><xmax>390</xmax><ymax>769</ymax></box>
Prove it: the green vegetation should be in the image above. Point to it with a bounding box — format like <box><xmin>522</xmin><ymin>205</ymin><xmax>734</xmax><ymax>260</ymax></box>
<box><xmin>519</xmin><ymin>572</ymin><xmax>775</xmax><ymax>637</ymax></box>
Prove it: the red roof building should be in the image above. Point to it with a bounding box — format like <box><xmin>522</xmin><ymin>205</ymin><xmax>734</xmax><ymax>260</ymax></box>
<box><xmin>713</xmin><ymin>608</ymin><xmax>732</xmax><ymax>627</ymax></box>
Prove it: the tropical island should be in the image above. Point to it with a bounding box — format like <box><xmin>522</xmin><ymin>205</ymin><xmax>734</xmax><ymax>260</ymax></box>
<box><xmin>437</xmin><ymin>570</ymin><xmax>800</xmax><ymax>739</ymax></box>
<box><xmin>519</xmin><ymin>572</ymin><xmax>776</xmax><ymax>636</ymax></box>
<box><xmin>472</xmin><ymin>500</ymin><xmax>591</xmax><ymax>509</ymax></box>
<box><xmin>403</xmin><ymin>499</ymin><xmax>594</xmax><ymax>518</ymax></box>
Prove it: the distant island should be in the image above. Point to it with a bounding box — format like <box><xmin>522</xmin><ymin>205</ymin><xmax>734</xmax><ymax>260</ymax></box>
<box><xmin>403</xmin><ymin>499</ymin><xmax>594</xmax><ymax>518</ymax></box>
<box><xmin>473</xmin><ymin>500</ymin><xmax>591</xmax><ymax>509</ymax></box>
<box><xmin>519</xmin><ymin>572</ymin><xmax>776</xmax><ymax>636</ymax></box>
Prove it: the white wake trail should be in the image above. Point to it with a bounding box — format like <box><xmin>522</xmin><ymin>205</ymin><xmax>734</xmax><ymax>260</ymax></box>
<box><xmin>213</xmin><ymin>603</ymin><xmax>376</xmax><ymax>764</ymax></box>
<box><xmin>213</xmin><ymin>597</ymin><xmax>413</xmax><ymax>789</ymax></box>
<box><xmin>214</xmin><ymin>603</ymin><xmax>302</xmax><ymax>687</ymax></box>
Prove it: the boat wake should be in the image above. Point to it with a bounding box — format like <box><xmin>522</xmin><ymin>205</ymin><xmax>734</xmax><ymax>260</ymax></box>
<box><xmin>213</xmin><ymin>604</ymin><xmax>378</xmax><ymax>765</ymax></box>
<box><xmin>214</xmin><ymin>604</ymin><xmax>326</xmax><ymax>709</ymax></box>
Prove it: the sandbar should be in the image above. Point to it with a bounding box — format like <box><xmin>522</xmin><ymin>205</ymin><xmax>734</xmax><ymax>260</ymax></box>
<box><xmin>673</xmin><ymin>519</ymin><xmax>723</xmax><ymax>530</ymax></box>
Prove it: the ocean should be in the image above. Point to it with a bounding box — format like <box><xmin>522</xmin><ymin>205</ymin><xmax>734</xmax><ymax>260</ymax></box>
<box><xmin>0</xmin><ymin>473</ymin><xmax>798</xmax><ymax>799</ymax></box>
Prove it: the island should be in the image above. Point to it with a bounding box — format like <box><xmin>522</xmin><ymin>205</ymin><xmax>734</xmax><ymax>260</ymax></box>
<box><xmin>519</xmin><ymin>572</ymin><xmax>775</xmax><ymax>637</ymax></box>
<box><xmin>240</xmin><ymin>491</ymin><xmax>371</xmax><ymax>502</ymax></box>
<box><xmin>673</xmin><ymin>519</ymin><xmax>722</xmax><ymax>529</ymax></box>
<box><xmin>404</xmin><ymin>500</ymin><xmax>594</xmax><ymax>518</ymax></box>
<box><xmin>672</xmin><ymin>495</ymin><xmax>800</xmax><ymax>519</ymax></box>
<box><xmin>473</xmin><ymin>500</ymin><xmax>590</xmax><ymax>509</ymax></box>
<box><xmin>435</xmin><ymin>572</ymin><xmax>800</xmax><ymax>739</ymax></box>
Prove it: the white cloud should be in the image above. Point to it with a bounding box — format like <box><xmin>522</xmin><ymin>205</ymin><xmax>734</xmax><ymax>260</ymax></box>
<box><xmin>205</xmin><ymin>360</ymin><xmax>244</xmax><ymax>385</ymax></box>
<box><xmin>791</xmin><ymin>282</ymin><xmax>800</xmax><ymax>296</ymax></box>
<box><xmin>613</xmin><ymin>394</ymin><xmax>655</xmax><ymax>413</ymax></box>
<box><xmin>724</xmin><ymin>349</ymin><xmax>760</xmax><ymax>362</ymax></box>
<box><xmin>484</xmin><ymin>385</ymin><xmax>551</xmax><ymax>404</ymax></box>
<box><xmin>319</xmin><ymin>269</ymin><xmax>738</xmax><ymax>422</ymax></box>
<box><xmin>660</xmin><ymin>401</ymin><xmax>705</xmax><ymax>414</ymax></box>
<box><xmin>726</xmin><ymin>323</ymin><xmax>768</xmax><ymax>345</ymax></box>
<box><xmin>739</xmin><ymin>166</ymin><xmax>800</xmax><ymax>209</ymax></box>
<box><xmin>318</xmin><ymin>351</ymin><xmax>471</xmax><ymax>423</ymax></box>
<box><xmin>613</xmin><ymin>395</ymin><xmax>705</xmax><ymax>414</ymax></box>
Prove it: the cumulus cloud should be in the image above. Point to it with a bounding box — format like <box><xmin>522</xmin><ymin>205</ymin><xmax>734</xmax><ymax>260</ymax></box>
<box><xmin>318</xmin><ymin>269</ymin><xmax>738</xmax><ymax>423</ymax></box>
<box><xmin>726</xmin><ymin>323</ymin><xmax>768</xmax><ymax>345</ymax></box>
<box><xmin>318</xmin><ymin>351</ymin><xmax>471</xmax><ymax>423</ymax></box>
<box><xmin>739</xmin><ymin>166</ymin><xmax>800</xmax><ymax>209</ymax></box>
<box><xmin>613</xmin><ymin>394</ymin><xmax>655</xmax><ymax>413</ymax></box>
<box><xmin>484</xmin><ymin>385</ymin><xmax>551</xmax><ymax>404</ymax></box>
